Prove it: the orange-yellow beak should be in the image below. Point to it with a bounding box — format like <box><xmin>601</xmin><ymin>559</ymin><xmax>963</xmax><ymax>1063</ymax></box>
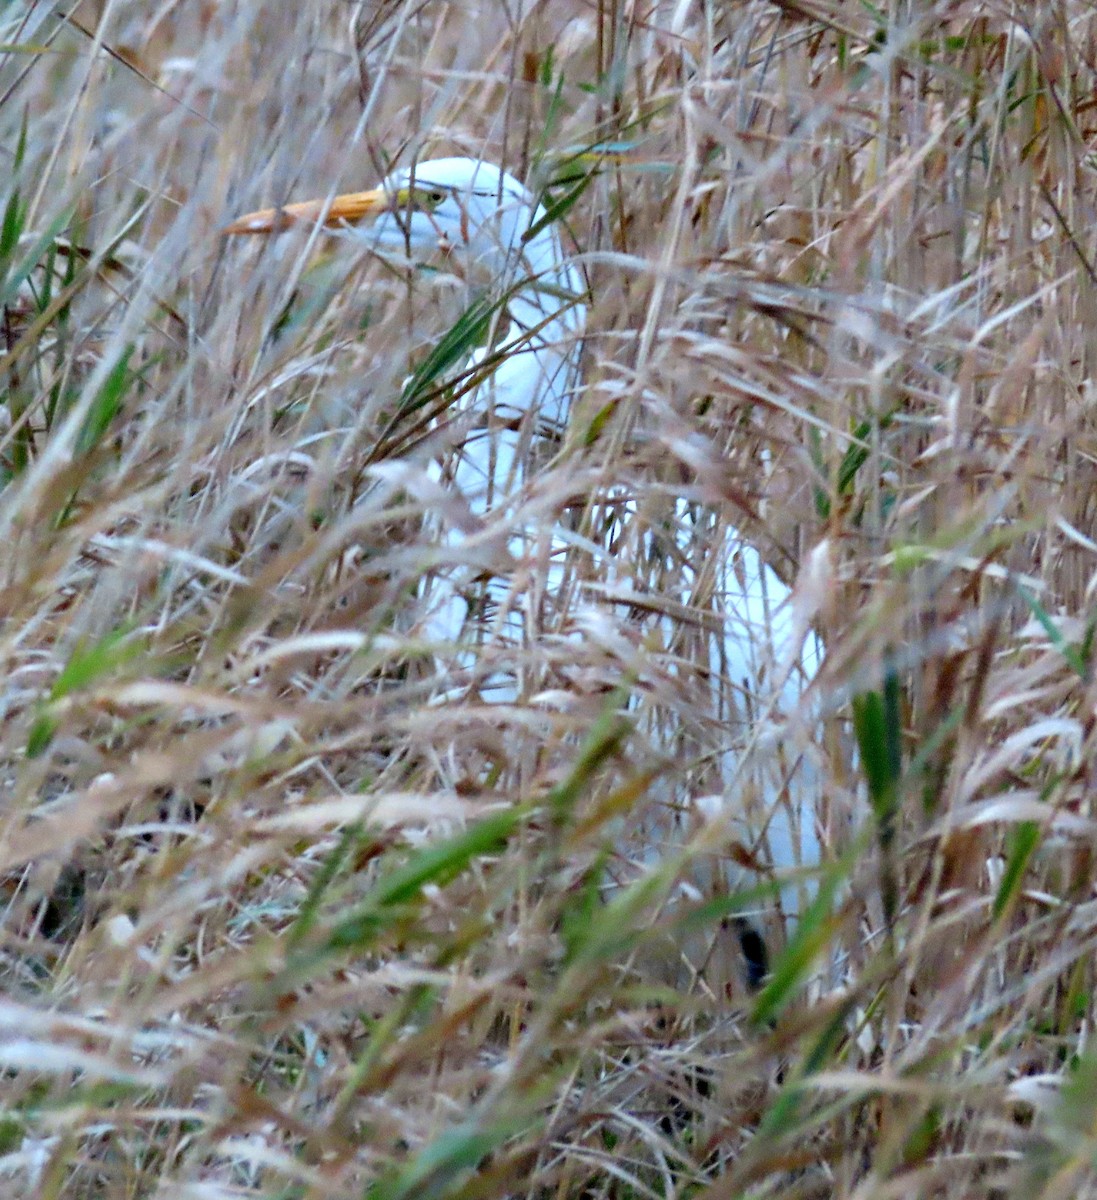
<box><xmin>222</xmin><ymin>186</ymin><xmax>390</xmax><ymax>235</ymax></box>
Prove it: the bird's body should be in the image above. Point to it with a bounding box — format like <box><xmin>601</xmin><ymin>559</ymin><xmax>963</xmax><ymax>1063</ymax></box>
<box><xmin>227</xmin><ymin>158</ymin><xmax>583</xmax><ymax>491</ymax></box>
<box><xmin>226</xmin><ymin>156</ymin><xmax>821</xmax><ymax>982</ymax></box>
<box><xmin>228</xmin><ymin>160</ymin><xmax>584</xmax><ymax>670</ymax></box>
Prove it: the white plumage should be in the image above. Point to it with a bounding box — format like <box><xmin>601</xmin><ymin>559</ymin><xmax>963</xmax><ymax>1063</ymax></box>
<box><xmin>226</xmin><ymin>156</ymin><xmax>821</xmax><ymax>981</ymax></box>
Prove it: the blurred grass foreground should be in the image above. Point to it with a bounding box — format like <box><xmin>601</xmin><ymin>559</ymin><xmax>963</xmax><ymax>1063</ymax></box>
<box><xmin>2</xmin><ymin>2</ymin><xmax>1097</xmax><ymax>1197</ymax></box>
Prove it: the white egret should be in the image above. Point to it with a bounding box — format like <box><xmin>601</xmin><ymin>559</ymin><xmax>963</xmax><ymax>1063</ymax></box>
<box><xmin>225</xmin><ymin>157</ymin><xmax>820</xmax><ymax>988</ymax></box>
<box><xmin>224</xmin><ymin>159</ymin><xmax>582</xmax><ymax>503</ymax></box>
<box><xmin>226</xmin><ymin>159</ymin><xmax>584</xmax><ymax>673</ymax></box>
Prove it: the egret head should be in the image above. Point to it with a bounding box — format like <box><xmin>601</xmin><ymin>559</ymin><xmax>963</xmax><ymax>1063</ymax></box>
<box><xmin>224</xmin><ymin>157</ymin><xmax>573</xmax><ymax>292</ymax></box>
<box><xmin>364</xmin><ymin>159</ymin><xmax>532</xmax><ymax>270</ymax></box>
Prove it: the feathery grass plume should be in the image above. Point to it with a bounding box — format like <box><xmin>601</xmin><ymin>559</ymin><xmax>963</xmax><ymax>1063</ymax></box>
<box><xmin>0</xmin><ymin>3</ymin><xmax>1096</xmax><ymax>1197</ymax></box>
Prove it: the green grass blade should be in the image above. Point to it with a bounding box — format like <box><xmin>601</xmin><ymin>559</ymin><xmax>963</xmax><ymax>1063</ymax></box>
<box><xmin>523</xmin><ymin>169</ymin><xmax>595</xmax><ymax>245</ymax></box>
<box><xmin>852</xmin><ymin>673</ymin><xmax>903</xmax><ymax>832</ymax></box>
<box><xmin>366</xmin><ymin>1114</ymin><xmax>534</xmax><ymax>1200</ymax></box>
<box><xmin>75</xmin><ymin>345</ymin><xmax>135</xmax><ymax>455</ymax></box>
<box><xmin>27</xmin><ymin>623</ymin><xmax>140</xmax><ymax>756</ymax></box>
<box><xmin>0</xmin><ymin>206</ymin><xmax>73</xmax><ymax>307</ymax></box>
<box><xmin>314</xmin><ymin>805</ymin><xmax>526</xmax><ymax>957</ymax></box>
<box><xmin>397</xmin><ymin>294</ymin><xmax>497</xmax><ymax>411</ymax></box>
<box><xmin>1018</xmin><ymin>585</ymin><xmax>1088</xmax><ymax>678</ymax></box>
<box><xmin>992</xmin><ymin>820</ymin><xmax>1040</xmax><ymax>921</ymax></box>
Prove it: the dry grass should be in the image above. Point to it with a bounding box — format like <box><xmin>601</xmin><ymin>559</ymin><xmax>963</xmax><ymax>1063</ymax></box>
<box><xmin>2</xmin><ymin>1</ymin><xmax>1097</xmax><ymax>1196</ymax></box>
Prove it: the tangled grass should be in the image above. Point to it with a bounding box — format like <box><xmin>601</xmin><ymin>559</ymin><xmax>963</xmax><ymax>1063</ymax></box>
<box><xmin>1</xmin><ymin>1</ymin><xmax>1097</xmax><ymax>1196</ymax></box>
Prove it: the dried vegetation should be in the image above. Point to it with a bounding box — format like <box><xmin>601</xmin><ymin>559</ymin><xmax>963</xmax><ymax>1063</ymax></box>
<box><xmin>1</xmin><ymin>1</ymin><xmax>1097</xmax><ymax>1197</ymax></box>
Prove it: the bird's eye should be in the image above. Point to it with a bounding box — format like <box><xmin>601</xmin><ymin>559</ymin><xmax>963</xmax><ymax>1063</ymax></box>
<box><xmin>407</xmin><ymin>188</ymin><xmax>446</xmax><ymax>211</ymax></box>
